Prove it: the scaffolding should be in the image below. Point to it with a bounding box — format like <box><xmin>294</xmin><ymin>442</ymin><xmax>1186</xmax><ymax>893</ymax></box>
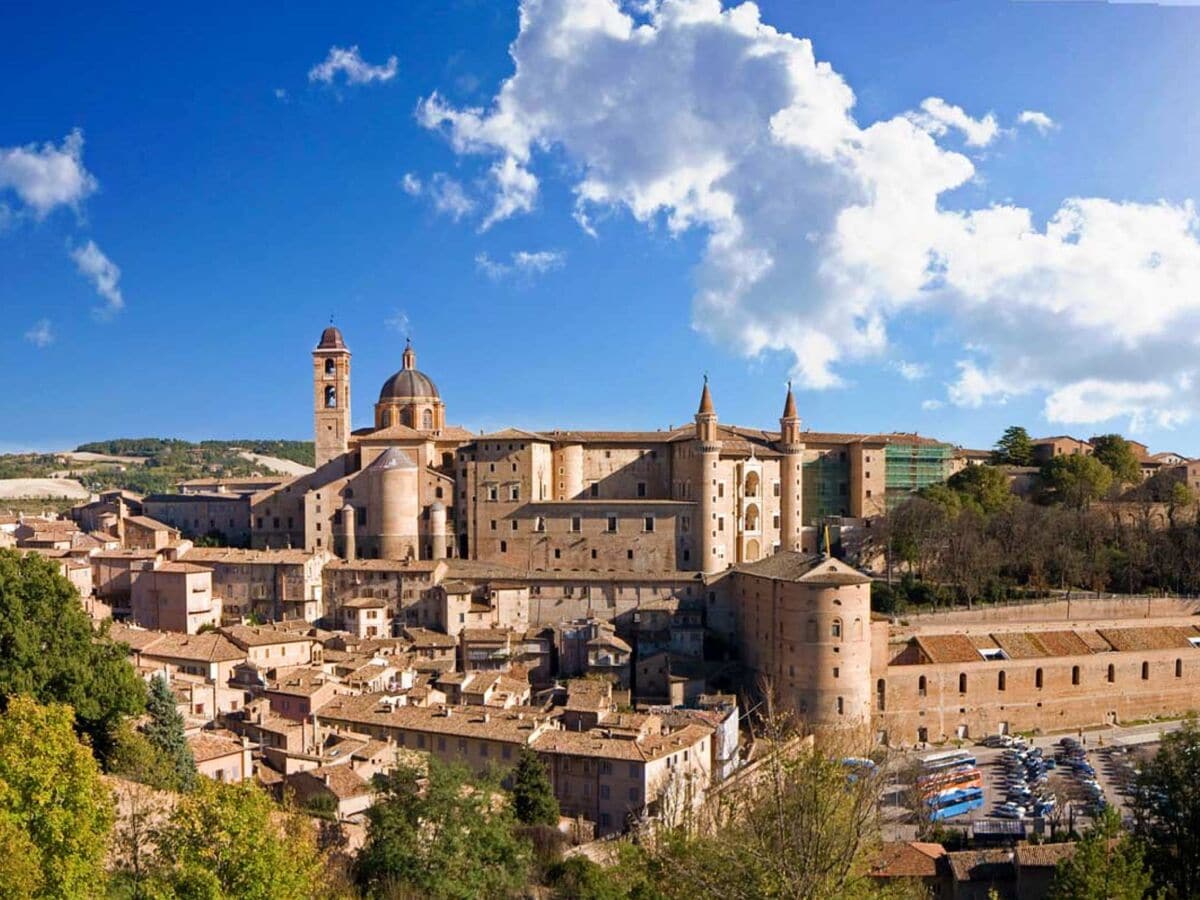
<box><xmin>884</xmin><ymin>442</ymin><xmax>954</xmax><ymax>511</ymax></box>
<box><xmin>803</xmin><ymin>452</ymin><xmax>850</xmax><ymax>525</ymax></box>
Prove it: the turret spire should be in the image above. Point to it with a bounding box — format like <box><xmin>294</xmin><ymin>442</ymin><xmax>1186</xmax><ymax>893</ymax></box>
<box><xmin>402</xmin><ymin>338</ymin><xmax>416</xmax><ymax>371</ymax></box>
<box><xmin>698</xmin><ymin>374</ymin><xmax>715</xmax><ymax>416</ymax></box>
<box><xmin>782</xmin><ymin>379</ymin><xmax>798</xmax><ymax>420</ymax></box>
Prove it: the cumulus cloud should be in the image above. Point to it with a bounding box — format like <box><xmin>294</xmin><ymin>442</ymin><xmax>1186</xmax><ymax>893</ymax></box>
<box><xmin>476</xmin><ymin>249</ymin><xmax>565</xmax><ymax>280</ymax></box>
<box><xmin>419</xmin><ymin>0</ymin><xmax>1200</xmax><ymax>429</ymax></box>
<box><xmin>909</xmin><ymin>97</ymin><xmax>1000</xmax><ymax>147</ymax></box>
<box><xmin>0</xmin><ymin>129</ymin><xmax>96</xmax><ymax>217</ymax></box>
<box><xmin>400</xmin><ymin>172</ymin><xmax>422</xmax><ymax>195</ymax></box>
<box><xmin>23</xmin><ymin>319</ymin><xmax>54</xmax><ymax>348</ymax></box>
<box><xmin>1018</xmin><ymin>109</ymin><xmax>1056</xmax><ymax>133</ymax></box>
<box><xmin>70</xmin><ymin>240</ymin><xmax>124</xmax><ymax>316</ymax></box>
<box><xmin>428</xmin><ymin>174</ymin><xmax>475</xmax><ymax>220</ymax></box>
<box><xmin>921</xmin><ymin>399</ymin><xmax>945</xmax><ymax>411</ymax></box>
<box><xmin>893</xmin><ymin>361</ymin><xmax>928</xmax><ymax>381</ymax></box>
<box><xmin>309</xmin><ymin>45</ymin><xmax>398</xmax><ymax>86</ymax></box>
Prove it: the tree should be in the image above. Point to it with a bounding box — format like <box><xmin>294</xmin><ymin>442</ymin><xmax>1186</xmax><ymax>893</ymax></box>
<box><xmin>645</xmin><ymin>703</ymin><xmax>887</xmax><ymax>899</ymax></box>
<box><xmin>1133</xmin><ymin>716</ymin><xmax>1200</xmax><ymax>898</ymax></box>
<box><xmin>945</xmin><ymin>464</ymin><xmax>1014</xmax><ymax>515</ymax></box>
<box><xmin>512</xmin><ymin>748</ymin><xmax>560</xmax><ymax>826</ymax></box>
<box><xmin>0</xmin><ymin>812</ymin><xmax>43</xmax><ymax>900</ymax></box>
<box><xmin>1041</xmin><ymin>455</ymin><xmax>1114</xmax><ymax>509</ymax></box>
<box><xmin>0</xmin><ymin>696</ymin><xmax>115</xmax><ymax>899</ymax></box>
<box><xmin>994</xmin><ymin>425</ymin><xmax>1035</xmax><ymax>467</ymax></box>
<box><xmin>152</xmin><ymin>778</ymin><xmax>326</xmax><ymax>900</ymax></box>
<box><xmin>144</xmin><ymin>675</ymin><xmax>197</xmax><ymax>791</ymax></box>
<box><xmin>355</xmin><ymin>759</ymin><xmax>532</xmax><ymax>899</ymax></box>
<box><xmin>1049</xmin><ymin>807</ymin><xmax>1152</xmax><ymax>899</ymax></box>
<box><xmin>0</xmin><ymin>549</ymin><xmax>145</xmax><ymax>763</ymax></box>
<box><xmin>1091</xmin><ymin>434</ymin><xmax>1143</xmax><ymax>486</ymax></box>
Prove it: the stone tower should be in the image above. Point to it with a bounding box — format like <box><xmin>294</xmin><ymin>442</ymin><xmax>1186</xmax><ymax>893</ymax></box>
<box><xmin>778</xmin><ymin>382</ymin><xmax>805</xmax><ymax>552</ymax></box>
<box><xmin>695</xmin><ymin>376</ymin><xmax>723</xmax><ymax>574</ymax></box>
<box><xmin>313</xmin><ymin>325</ymin><xmax>351</xmax><ymax>470</ymax></box>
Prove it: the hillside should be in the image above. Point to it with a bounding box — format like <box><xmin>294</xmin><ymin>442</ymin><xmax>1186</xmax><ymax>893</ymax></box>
<box><xmin>0</xmin><ymin>439</ymin><xmax>315</xmax><ymax>500</ymax></box>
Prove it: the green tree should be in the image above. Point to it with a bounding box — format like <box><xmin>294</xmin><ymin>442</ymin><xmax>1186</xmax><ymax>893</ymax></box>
<box><xmin>1049</xmin><ymin>807</ymin><xmax>1152</xmax><ymax>899</ymax></box>
<box><xmin>0</xmin><ymin>696</ymin><xmax>115</xmax><ymax>899</ymax></box>
<box><xmin>1091</xmin><ymin>434</ymin><xmax>1143</xmax><ymax>485</ymax></box>
<box><xmin>945</xmin><ymin>464</ymin><xmax>1014</xmax><ymax>515</ymax></box>
<box><xmin>0</xmin><ymin>549</ymin><xmax>145</xmax><ymax>762</ymax></box>
<box><xmin>356</xmin><ymin>759</ymin><xmax>532</xmax><ymax>899</ymax></box>
<box><xmin>151</xmin><ymin>778</ymin><xmax>325</xmax><ymax>900</ymax></box>
<box><xmin>1133</xmin><ymin>717</ymin><xmax>1200</xmax><ymax>898</ymax></box>
<box><xmin>994</xmin><ymin>425</ymin><xmax>1035</xmax><ymax>466</ymax></box>
<box><xmin>0</xmin><ymin>811</ymin><xmax>44</xmax><ymax>900</ymax></box>
<box><xmin>144</xmin><ymin>675</ymin><xmax>197</xmax><ymax>791</ymax></box>
<box><xmin>1041</xmin><ymin>454</ymin><xmax>1114</xmax><ymax>509</ymax></box>
<box><xmin>512</xmin><ymin>748</ymin><xmax>560</xmax><ymax>826</ymax></box>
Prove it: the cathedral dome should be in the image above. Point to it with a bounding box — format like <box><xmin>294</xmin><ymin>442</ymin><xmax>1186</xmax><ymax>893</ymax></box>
<box><xmin>377</xmin><ymin>339</ymin><xmax>440</xmax><ymax>402</ymax></box>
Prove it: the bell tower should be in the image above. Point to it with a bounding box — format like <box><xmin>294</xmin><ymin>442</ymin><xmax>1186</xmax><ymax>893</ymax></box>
<box><xmin>314</xmin><ymin>324</ymin><xmax>351</xmax><ymax>469</ymax></box>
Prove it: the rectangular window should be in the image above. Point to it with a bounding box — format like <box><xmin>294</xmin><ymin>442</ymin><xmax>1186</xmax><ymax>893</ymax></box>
<box><xmin>637</xmin><ymin>482</ymin><xmax>647</xmax><ymax>497</ymax></box>
<box><xmin>510</xmin><ymin>485</ymin><xmax>520</xmax><ymax>501</ymax></box>
<box><xmin>717</xmin><ymin>482</ymin><xmax>725</xmax><ymax>498</ymax></box>
<box><xmin>607</xmin><ymin>516</ymin><xmax>618</xmax><ymax>533</ymax></box>
<box><xmin>571</xmin><ymin>516</ymin><xmax>582</xmax><ymax>533</ymax></box>
<box><xmin>718</xmin><ymin>516</ymin><xmax>725</xmax><ymax>532</ymax></box>
<box><xmin>589</xmin><ymin>483</ymin><xmax>599</xmax><ymax>497</ymax></box>
<box><xmin>643</xmin><ymin>515</ymin><xmax>655</xmax><ymax>532</ymax></box>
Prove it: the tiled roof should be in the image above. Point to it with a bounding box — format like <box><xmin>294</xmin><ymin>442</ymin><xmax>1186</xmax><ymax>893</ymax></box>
<box><xmin>299</xmin><ymin>765</ymin><xmax>372</xmax><ymax>800</ymax></box>
<box><xmin>221</xmin><ymin>624</ymin><xmax>314</xmax><ymax>647</ymax></box>
<box><xmin>1098</xmin><ymin>626</ymin><xmax>1198</xmax><ymax>652</ymax></box>
<box><xmin>182</xmin><ymin>547</ymin><xmax>322</xmax><ymax>565</ymax></box>
<box><xmin>871</xmin><ymin>841</ymin><xmax>946</xmax><ymax>878</ymax></box>
<box><xmin>533</xmin><ymin>722</ymin><xmax>712</xmax><ymax>763</ymax></box>
<box><xmin>317</xmin><ymin>694</ymin><xmax>550</xmax><ymax>744</ymax></box>
<box><xmin>914</xmin><ymin>634</ymin><xmax>983</xmax><ymax>665</ymax></box>
<box><xmin>1014</xmin><ymin>842</ymin><xmax>1078</xmax><ymax>868</ymax></box>
<box><xmin>733</xmin><ymin>552</ymin><xmax>871</xmax><ymax>585</ymax></box>
<box><xmin>945</xmin><ymin>848</ymin><xmax>1015</xmax><ymax>883</ymax></box>
<box><xmin>187</xmin><ymin>730</ymin><xmax>248</xmax><ymax>763</ymax></box>
<box><xmin>142</xmin><ymin>632</ymin><xmax>245</xmax><ymax>663</ymax></box>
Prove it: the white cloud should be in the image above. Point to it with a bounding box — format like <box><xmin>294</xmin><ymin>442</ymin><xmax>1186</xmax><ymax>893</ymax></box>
<box><xmin>0</xmin><ymin>129</ymin><xmax>96</xmax><ymax>217</ymax></box>
<box><xmin>385</xmin><ymin>309</ymin><xmax>410</xmax><ymax>335</ymax></box>
<box><xmin>428</xmin><ymin>173</ymin><xmax>475</xmax><ymax>220</ymax></box>
<box><xmin>476</xmin><ymin>249</ymin><xmax>565</xmax><ymax>280</ymax></box>
<box><xmin>23</xmin><ymin>319</ymin><xmax>54</xmax><ymax>348</ymax></box>
<box><xmin>308</xmin><ymin>45</ymin><xmax>398</xmax><ymax>86</ymax></box>
<box><xmin>909</xmin><ymin>97</ymin><xmax>1000</xmax><ymax>147</ymax></box>
<box><xmin>1044</xmin><ymin>379</ymin><xmax>1188</xmax><ymax>432</ymax></box>
<box><xmin>921</xmin><ymin>399</ymin><xmax>944</xmax><ymax>411</ymax></box>
<box><xmin>400</xmin><ymin>172</ymin><xmax>423</xmax><ymax>195</ymax></box>
<box><xmin>1017</xmin><ymin>109</ymin><xmax>1056</xmax><ymax>133</ymax></box>
<box><xmin>894</xmin><ymin>360</ymin><xmax>928</xmax><ymax>381</ymax></box>
<box><xmin>70</xmin><ymin>240</ymin><xmax>124</xmax><ymax>316</ymax></box>
<box><xmin>420</xmin><ymin>0</ymin><xmax>1200</xmax><ymax>430</ymax></box>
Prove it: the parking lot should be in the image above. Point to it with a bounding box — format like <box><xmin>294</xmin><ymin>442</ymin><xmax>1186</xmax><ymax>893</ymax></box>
<box><xmin>883</xmin><ymin>722</ymin><xmax>1176</xmax><ymax>840</ymax></box>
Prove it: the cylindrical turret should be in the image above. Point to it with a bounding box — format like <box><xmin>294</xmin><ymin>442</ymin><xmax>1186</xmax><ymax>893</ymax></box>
<box><xmin>779</xmin><ymin>382</ymin><xmax>805</xmax><ymax>553</ymax></box>
<box><xmin>341</xmin><ymin>502</ymin><xmax>357</xmax><ymax>561</ymax></box>
<box><xmin>559</xmin><ymin>443</ymin><xmax>584</xmax><ymax>499</ymax></box>
<box><xmin>430</xmin><ymin>501</ymin><xmax>447</xmax><ymax>560</ymax></box>
<box><xmin>367</xmin><ymin>448</ymin><xmax>420</xmax><ymax>560</ymax></box>
<box><xmin>695</xmin><ymin>376</ymin><xmax>722</xmax><ymax>574</ymax></box>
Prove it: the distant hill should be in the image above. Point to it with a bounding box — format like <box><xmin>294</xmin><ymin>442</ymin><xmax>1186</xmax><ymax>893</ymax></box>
<box><xmin>0</xmin><ymin>439</ymin><xmax>314</xmax><ymax>499</ymax></box>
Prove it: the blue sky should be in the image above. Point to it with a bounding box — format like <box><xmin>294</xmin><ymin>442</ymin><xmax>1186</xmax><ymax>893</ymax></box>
<box><xmin>3</xmin><ymin>0</ymin><xmax>1200</xmax><ymax>454</ymax></box>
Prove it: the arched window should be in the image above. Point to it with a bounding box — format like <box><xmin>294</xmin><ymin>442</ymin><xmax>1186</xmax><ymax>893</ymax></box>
<box><xmin>831</xmin><ymin>618</ymin><xmax>842</xmax><ymax>640</ymax></box>
<box><xmin>324</xmin><ymin>358</ymin><xmax>335</xmax><ymax>376</ymax></box>
<box><xmin>422</xmin><ymin>409</ymin><xmax>434</xmax><ymax>430</ymax></box>
<box><xmin>745</xmin><ymin>471</ymin><xmax>760</xmax><ymax>498</ymax></box>
<box><xmin>401</xmin><ymin>408</ymin><xmax>413</xmax><ymax>427</ymax></box>
<box><xmin>745</xmin><ymin>504</ymin><xmax>760</xmax><ymax>531</ymax></box>
<box><xmin>1072</xmin><ymin>665</ymin><xmax>1080</xmax><ymax>686</ymax></box>
<box><xmin>998</xmin><ymin>670</ymin><xmax>1006</xmax><ymax>692</ymax></box>
<box><xmin>918</xmin><ymin>675</ymin><xmax>927</xmax><ymax>698</ymax></box>
<box><xmin>852</xmin><ymin>618</ymin><xmax>863</xmax><ymax>640</ymax></box>
<box><xmin>325</xmin><ymin>385</ymin><xmax>337</xmax><ymax>408</ymax></box>
<box><xmin>1107</xmin><ymin>664</ymin><xmax>1116</xmax><ymax>683</ymax></box>
<box><xmin>1035</xmin><ymin>668</ymin><xmax>1044</xmax><ymax>689</ymax></box>
<box><xmin>1177</xmin><ymin>659</ymin><xmax>1184</xmax><ymax>678</ymax></box>
<box><xmin>958</xmin><ymin>673</ymin><xmax>967</xmax><ymax>694</ymax></box>
<box><xmin>1142</xmin><ymin>661</ymin><xmax>1150</xmax><ymax>680</ymax></box>
<box><xmin>381</xmin><ymin>410</ymin><xmax>391</xmax><ymax>428</ymax></box>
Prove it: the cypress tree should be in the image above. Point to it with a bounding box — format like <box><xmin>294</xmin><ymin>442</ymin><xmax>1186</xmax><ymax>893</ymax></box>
<box><xmin>512</xmin><ymin>748</ymin><xmax>560</xmax><ymax>826</ymax></box>
<box><xmin>144</xmin><ymin>675</ymin><xmax>197</xmax><ymax>791</ymax></box>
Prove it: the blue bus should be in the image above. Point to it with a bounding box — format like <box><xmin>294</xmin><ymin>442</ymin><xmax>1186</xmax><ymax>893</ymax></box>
<box><xmin>928</xmin><ymin>787</ymin><xmax>984</xmax><ymax>821</ymax></box>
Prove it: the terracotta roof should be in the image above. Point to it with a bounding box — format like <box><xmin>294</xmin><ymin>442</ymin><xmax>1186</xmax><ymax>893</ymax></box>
<box><xmin>299</xmin><ymin>765</ymin><xmax>372</xmax><ymax>800</ymax></box>
<box><xmin>945</xmin><ymin>848</ymin><xmax>1015</xmax><ymax>883</ymax></box>
<box><xmin>221</xmin><ymin>625</ymin><xmax>315</xmax><ymax>647</ymax></box>
<box><xmin>533</xmin><ymin>722</ymin><xmax>713</xmax><ymax>763</ymax></box>
<box><xmin>401</xmin><ymin>627</ymin><xmax>457</xmax><ymax>648</ymax></box>
<box><xmin>124</xmin><ymin>515</ymin><xmax>177</xmax><ymax>533</ymax></box>
<box><xmin>872</xmin><ymin>842</ymin><xmax>946</xmax><ymax>878</ymax></box>
<box><xmin>1098</xmin><ymin>626</ymin><xmax>1197</xmax><ymax>652</ymax></box>
<box><xmin>188</xmin><ymin>730</ymin><xmax>248</xmax><ymax>763</ymax></box>
<box><xmin>109</xmin><ymin>624</ymin><xmax>169</xmax><ymax>652</ymax></box>
<box><xmin>1014</xmin><ymin>842</ymin><xmax>1078</xmax><ymax>869</ymax></box>
<box><xmin>317</xmin><ymin>694</ymin><xmax>551</xmax><ymax>744</ymax></box>
<box><xmin>914</xmin><ymin>634</ymin><xmax>983</xmax><ymax>665</ymax></box>
<box><xmin>734</xmin><ymin>552</ymin><xmax>871</xmax><ymax>585</ymax></box>
<box><xmin>142</xmin><ymin>632</ymin><xmax>245</xmax><ymax>663</ymax></box>
<box><xmin>342</xmin><ymin>596</ymin><xmax>389</xmax><ymax>610</ymax></box>
<box><xmin>155</xmin><ymin>562</ymin><xmax>211</xmax><ymax>575</ymax></box>
<box><xmin>182</xmin><ymin>547</ymin><xmax>323</xmax><ymax>565</ymax></box>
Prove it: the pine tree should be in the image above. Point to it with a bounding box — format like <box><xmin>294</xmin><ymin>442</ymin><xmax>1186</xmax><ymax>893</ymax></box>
<box><xmin>512</xmin><ymin>747</ymin><xmax>560</xmax><ymax>826</ymax></box>
<box><xmin>993</xmin><ymin>425</ymin><xmax>1034</xmax><ymax>466</ymax></box>
<box><xmin>144</xmin><ymin>675</ymin><xmax>197</xmax><ymax>791</ymax></box>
